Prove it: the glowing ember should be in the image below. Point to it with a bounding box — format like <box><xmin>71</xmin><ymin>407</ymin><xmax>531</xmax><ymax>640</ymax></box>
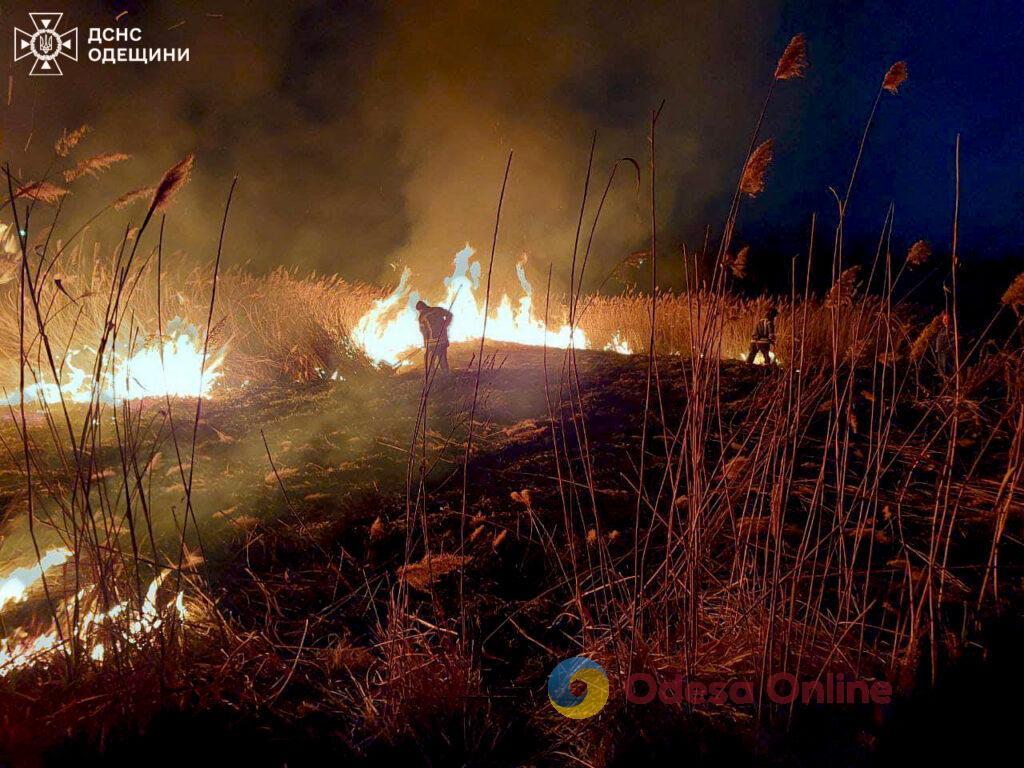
<box><xmin>4</xmin><ymin>318</ymin><xmax>223</xmax><ymax>406</ymax></box>
<box><xmin>353</xmin><ymin>245</ymin><xmax>588</xmax><ymax>367</ymax></box>
<box><xmin>0</xmin><ymin>547</ymin><xmax>72</xmax><ymax>611</ymax></box>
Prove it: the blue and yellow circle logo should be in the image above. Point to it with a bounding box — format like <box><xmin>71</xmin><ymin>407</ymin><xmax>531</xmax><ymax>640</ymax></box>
<box><xmin>547</xmin><ymin>656</ymin><xmax>609</xmax><ymax>719</ymax></box>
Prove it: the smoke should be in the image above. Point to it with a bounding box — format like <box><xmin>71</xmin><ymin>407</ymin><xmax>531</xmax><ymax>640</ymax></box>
<box><xmin>2</xmin><ymin>0</ymin><xmax>781</xmax><ymax>294</ymax></box>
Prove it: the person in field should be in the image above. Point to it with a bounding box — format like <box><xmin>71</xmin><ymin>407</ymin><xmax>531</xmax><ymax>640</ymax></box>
<box><xmin>746</xmin><ymin>305</ymin><xmax>778</xmax><ymax>366</ymax></box>
<box><xmin>933</xmin><ymin>310</ymin><xmax>952</xmax><ymax>373</ymax></box>
<box><xmin>416</xmin><ymin>300</ymin><xmax>453</xmax><ymax>373</ymax></box>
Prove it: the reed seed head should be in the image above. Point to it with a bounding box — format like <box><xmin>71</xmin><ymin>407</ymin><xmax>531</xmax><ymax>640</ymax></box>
<box><xmin>55</xmin><ymin>125</ymin><xmax>90</xmax><ymax>157</ymax></box>
<box><xmin>731</xmin><ymin>246</ymin><xmax>750</xmax><ymax>279</ymax></box>
<box><xmin>16</xmin><ymin>181</ymin><xmax>70</xmax><ymax>205</ymax></box>
<box><xmin>113</xmin><ymin>186</ymin><xmax>157</xmax><ymax>211</ymax></box>
<box><xmin>151</xmin><ymin>153</ymin><xmax>195</xmax><ymax>214</ymax></box>
<box><xmin>882</xmin><ymin>61</ymin><xmax>908</xmax><ymax>94</ymax></box>
<box><xmin>906</xmin><ymin>240</ymin><xmax>932</xmax><ymax>268</ymax></box>
<box><xmin>64</xmin><ymin>153</ymin><xmax>131</xmax><ymax>183</ymax></box>
<box><xmin>826</xmin><ymin>266</ymin><xmax>862</xmax><ymax>307</ymax></box>
<box><xmin>740</xmin><ymin>140</ymin><xmax>774</xmax><ymax>198</ymax></box>
<box><xmin>910</xmin><ymin>313</ymin><xmax>943</xmax><ymax>361</ymax></box>
<box><xmin>1001</xmin><ymin>272</ymin><xmax>1024</xmax><ymax>314</ymax></box>
<box><xmin>775</xmin><ymin>33</ymin><xmax>808</xmax><ymax>80</ymax></box>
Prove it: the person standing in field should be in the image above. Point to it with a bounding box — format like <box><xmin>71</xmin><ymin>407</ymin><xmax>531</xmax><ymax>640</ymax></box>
<box><xmin>416</xmin><ymin>300</ymin><xmax>453</xmax><ymax>373</ymax></box>
<box><xmin>746</xmin><ymin>305</ymin><xmax>778</xmax><ymax>366</ymax></box>
<box><xmin>933</xmin><ymin>310</ymin><xmax>952</xmax><ymax>374</ymax></box>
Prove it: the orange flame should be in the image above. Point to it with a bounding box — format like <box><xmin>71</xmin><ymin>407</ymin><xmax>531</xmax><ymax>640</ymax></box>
<box><xmin>0</xmin><ymin>565</ymin><xmax>186</xmax><ymax>677</ymax></box>
<box><xmin>5</xmin><ymin>318</ymin><xmax>223</xmax><ymax>407</ymax></box>
<box><xmin>353</xmin><ymin>245</ymin><xmax>588</xmax><ymax>367</ymax></box>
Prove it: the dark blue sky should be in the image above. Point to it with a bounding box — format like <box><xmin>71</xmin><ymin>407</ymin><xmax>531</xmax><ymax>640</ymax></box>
<box><xmin>751</xmin><ymin>0</ymin><xmax>1024</xmax><ymax>258</ymax></box>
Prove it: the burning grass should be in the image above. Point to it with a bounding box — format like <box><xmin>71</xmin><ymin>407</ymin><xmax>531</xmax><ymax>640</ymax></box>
<box><xmin>0</xmin><ymin>235</ymin><xmax>896</xmax><ymax>399</ymax></box>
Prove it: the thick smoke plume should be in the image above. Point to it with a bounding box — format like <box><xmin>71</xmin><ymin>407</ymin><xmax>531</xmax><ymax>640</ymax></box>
<box><xmin>2</xmin><ymin>0</ymin><xmax>779</xmax><ymax>294</ymax></box>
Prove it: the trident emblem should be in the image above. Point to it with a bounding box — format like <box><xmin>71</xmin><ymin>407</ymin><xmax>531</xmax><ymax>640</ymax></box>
<box><xmin>14</xmin><ymin>13</ymin><xmax>78</xmax><ymax>76</ymax></box>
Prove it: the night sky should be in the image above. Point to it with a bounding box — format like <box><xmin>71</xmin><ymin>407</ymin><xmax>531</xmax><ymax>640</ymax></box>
<box><xmin>1</xmin><ymin>0</ymin><xmax>1021</xmax><ymax>293</ymax></box>
<box><xmin>761</xmin><ymin>0</ymin><xmax>1024</xmax><ymax>260</ymax></box>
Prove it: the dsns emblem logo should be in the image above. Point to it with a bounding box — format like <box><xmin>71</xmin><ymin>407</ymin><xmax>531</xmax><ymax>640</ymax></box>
<box><xmin>547</xmin><ymin>656</ymin><xmax>609</xmax><ymax>719</ymax></box>
<box><xmin>14</xmin><ymin>13</ymin><xmax>78</xmax><ymax>76</ymax></box>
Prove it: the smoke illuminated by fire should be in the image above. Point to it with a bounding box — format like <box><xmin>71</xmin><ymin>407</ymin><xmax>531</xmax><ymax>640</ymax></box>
<box><xmin>353</xmin><ymin>245</ymin><xmax>589</xmax><ymax>367</ymax></box>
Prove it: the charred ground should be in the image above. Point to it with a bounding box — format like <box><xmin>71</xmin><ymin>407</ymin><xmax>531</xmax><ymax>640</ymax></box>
<box><xmin>4</xmin><ymin>341</ymin><xmax>1021</xmax><ymax>765</ymax></box>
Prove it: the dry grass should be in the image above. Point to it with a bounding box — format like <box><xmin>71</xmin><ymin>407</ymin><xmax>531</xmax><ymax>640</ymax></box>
<box><xmin>906</xmin><ymin>239</ymin><xmax>932</xmax><ymax>268</ymax></box>
<box><xmin>1</xmin><ymin>241</ymin><xmax>1021</xmax><ymax>763</ymax></box>
<box><xmin>12</xmin><ymin>181</ymin><xmax>70</xmax><ymax>205</ymax></box>
<box><xmin>0</xmin><ymin>247</ymin><xmax>906</xmax><ymax>396</ymax></box>
<box><xmin>63</xmin><ymin>152</ymin><xmax>132</xmax><ymax>184</ymax></box>
<box><xmin>883</xmin><ymin>61</ymin><xmax>909</xmax><ymax>94</ymax></box>
<box><xmin>775</xmin><ymin>33</ymin><xmax>809</xmax><ymax>81</ymax></box>
<box><xmin>1000</xmin><ymin>272</ymin><xmax>1024</xmax><ymax>313</ymax></box>
<box><xmin>54</xmin><ymin>125</ymin><xmax>90</xmax><ymax>158</ymax></box>
<box><xmin>740</xmin><ymin>139</ymin><xmax>774</xmax><ymax>198</ymax></box>
<box><xmin>0</xmin><ymin>253</ymin><xmax>384</xmax><ymax>393</ymax></box>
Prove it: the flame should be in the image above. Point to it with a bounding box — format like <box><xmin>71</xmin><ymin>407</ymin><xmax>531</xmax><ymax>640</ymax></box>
<box><xmin>0</xmin><ymin>567</ymin><xmax>186</xmax><ymax>677</ymax></box>
<box><xmin>603</xmin><ymin>333</ymin><xmax>633</xmax><ymax>355</ymax></box>
<box><xmin>4</xmin><ymin>317</ymin><xmax>223</xmax><ymax>406</ymax></box>
<box><xmin>353</xmin><ymin>245</ymin><xmax>588</xmax><ymax>367</ymax></box>
<box><xmin>0</xmin><ymin>547</ymin><xmax>72</xmax><ymax>612</ymax></box>
<box><xmin>740</xmin><ymin>350</ymin><xmax>779</xmax><ymax>365</ymax></box>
